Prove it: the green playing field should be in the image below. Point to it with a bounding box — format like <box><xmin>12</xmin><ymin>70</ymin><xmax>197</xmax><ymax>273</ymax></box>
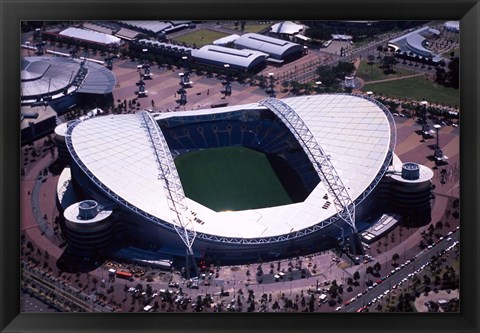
<box><xmin>174</xmin><ymin>147</ymin><xmax>292</xmax><ymax>212</ymax></box>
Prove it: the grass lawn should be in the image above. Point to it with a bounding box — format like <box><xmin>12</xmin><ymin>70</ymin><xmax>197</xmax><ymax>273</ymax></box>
<box><xmin>175</xmin><ymin>147</ymin><xmax>292</xmax><ymax>212</ymax></box>
<box><xmin>363</xmin><ymin>76</ymin><xmax>460</xmax><ymax>107</ymax></box>
<box><xmin>172</xmin><ymin>29</ymin><xmax>229</xmax><ymax>47</ymax></box>
<box><xmin>225</xmin><ymin>24</ymin><xmax>271</xmax><ymax>34</ymax></box>
<box><xmin>356</xmin><ymin>60</ymin><xmax>416</xmax><ymax>82</ymax></box>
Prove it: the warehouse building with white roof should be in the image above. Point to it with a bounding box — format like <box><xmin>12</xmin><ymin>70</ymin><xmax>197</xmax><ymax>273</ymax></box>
<box><xmin>234</xmin><ymin>33</ymin><xmax>304</xmax><ymax>62</ymax></box>
<box><xmin>191</xmin><ymin>45</ymin><xmax>268</xmax><ymax>72</ymax></box>
<box><xmin>59</xmin><ymin>27</ymin><xmax>122</xmax><ymax>48</ymax></box>
<box><xmin>57</xmin><ymin>94</ymin><xmax>433</xmax><ymax>264</ymax></box>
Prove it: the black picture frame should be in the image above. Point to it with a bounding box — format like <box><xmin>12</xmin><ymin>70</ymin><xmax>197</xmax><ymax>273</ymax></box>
<box><xmin>1</xmin><ymin>0</ymin><xmax>479</xmax><ymax>332</ymax></box>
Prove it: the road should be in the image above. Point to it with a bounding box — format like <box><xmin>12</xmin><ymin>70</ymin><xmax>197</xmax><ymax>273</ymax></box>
<box><xmin>341</xmin><ymin>229</ymin><xmax>459</xmax><ymax>312</ymax></box>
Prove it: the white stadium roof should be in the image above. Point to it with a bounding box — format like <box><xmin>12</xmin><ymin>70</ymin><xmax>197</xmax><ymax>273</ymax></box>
<box><xmin>68</xmin><ymin>94</ymin><xmax>393</xmax><ymax>239</ymax></box>
<box><xmin>59</xmin><ymin>27</ymin><xmax>121</xmax><ymax>46</ymax></box>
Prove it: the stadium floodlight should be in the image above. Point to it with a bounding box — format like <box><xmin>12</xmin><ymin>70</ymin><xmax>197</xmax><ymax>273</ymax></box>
<box><xmin>259</xmin><ymin>98</ymin><xmax>357</xmax><ymax>235</ymax></box>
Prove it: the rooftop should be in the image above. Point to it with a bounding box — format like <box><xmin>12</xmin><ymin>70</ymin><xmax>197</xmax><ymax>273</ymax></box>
<box><xmin>59</xmin><ymin>27</ymin><xmax>121</xmax><ymax>46</ymax></box>
<box><xmin>234</xmin><ymin>33</ymin><xmax>301</xmax><ymax>58</ymax></box>
<box><xmin>68</xmin><ymin>94</ymin><xmax>393</xmax><ymax>239</ymax></box>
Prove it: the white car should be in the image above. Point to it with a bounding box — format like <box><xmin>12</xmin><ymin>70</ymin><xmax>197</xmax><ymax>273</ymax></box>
<box><xmin>335</xmin><ymin>306</ymin><xmax>342</xmax><ymax>312</ymax></box>
<box><xmin>447</xmin><ymin>237</ymin><xmax>452</xmax><ymax>242</ymax></box>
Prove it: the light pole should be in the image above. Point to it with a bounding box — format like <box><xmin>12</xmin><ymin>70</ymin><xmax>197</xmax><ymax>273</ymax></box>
<box><xmin>420</xmin><ymin>100</ymin><xmax>430</xmax><ymax>136</ymax></box>
<box><xmin>223</xmin><ymin>64</ymin><xmax>231</xmax><ymax>97</ymax></box>
<box><xmin>267</xmin><ymin>72</ymin><xmax>275</xmax><ymax>97</ymax></box>
<box><xmin>182</xmin><ymin>56</ymin><xmax>188</xmax><ymax>73</ymax></box>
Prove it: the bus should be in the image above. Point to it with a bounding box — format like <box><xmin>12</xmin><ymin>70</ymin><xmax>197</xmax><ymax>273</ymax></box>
<box><xmin>116</xmin><ymin>270</ymin><xmax>133</xmax><ymax>279</ymax></box>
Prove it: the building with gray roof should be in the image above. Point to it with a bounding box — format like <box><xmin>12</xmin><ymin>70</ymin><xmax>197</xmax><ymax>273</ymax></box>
<box><xmin>389</xmin><ymin>26</ymin><xmax>443</xmax><ymax>62</ymax></box>
<box><xmin>234</xmin><ymin>33</ymin><xmax>304</xmax><ymax>61</ymax></box>
<box><xmin>119</xmin><ymin>21</ymin><xmax>191</xmax><ymax>36</ymax></box>
<box><xmin>191</xmin><ymin>45</ymin><xmax>268</xmax><ymax>72</ymax></box>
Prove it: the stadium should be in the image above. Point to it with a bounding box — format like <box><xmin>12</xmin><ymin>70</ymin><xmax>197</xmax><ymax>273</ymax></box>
<box><xmin>56</xmin><ymin>93</ymin><xmax>432</xmax><ymax>265</ymax></box>
<box><xmin>21</xmin><ymin>56</ymin><xmax>116</xmax><ymax>112</ymax></box>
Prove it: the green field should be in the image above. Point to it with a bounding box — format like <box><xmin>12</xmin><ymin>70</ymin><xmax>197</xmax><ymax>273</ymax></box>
<box><xmin>175</xmin><ymin>147</ymin><xmax>292</xmax><ymax>212</ymax></box>
<box><xmin>356</xmin><ymin>60</ymin><xmax>415</xmax><ymax>82</ymax></box>
<box><xmin>172</xmin><ymin>29</ymin><xmax>229</xmax><ymax>47</ymax></box>
<box><xmin>226</xmin><ymin>24</ymin><xmax>271</xmax><ymax>33</ymax></box>
<box><xmin>363</xmin><ymin>76</ymin><xmax>460</xmax><ymax>107</ymax></box>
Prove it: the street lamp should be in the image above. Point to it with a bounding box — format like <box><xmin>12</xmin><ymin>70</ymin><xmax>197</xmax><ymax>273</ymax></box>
<box><xmin>268</xmin><ymin>72</ymin><xmax>275</xmax><ymax>97</ymax></box>
<box><xmin>420</xmin><ymin>100</ymin><xmax>430</xmax><ymax>136</ymax></box>
<box><xmin>182</xmin><ymin>55</ymin><xmax>188</xmax><ymax>71</ymax></box>
<box><xmin>223</xmin><ymin>64</ymin><xmax>231</xmax><ymax>97</ymax></box>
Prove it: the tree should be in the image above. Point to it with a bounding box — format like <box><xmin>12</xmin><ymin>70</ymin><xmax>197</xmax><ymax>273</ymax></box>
<box><xmin>366</xmin><ymin>266</ymin><xmax>375</xmax><ymax>276</ymax></box>
<box><xmin>240</xmin><ymin>21</ymin><xmax>246</xmax><ymax>31</ymax></box>
<box><xmin>334</xmin><ymin>61</ymin><xmax>355</xmax><ymax>78</ymax></box>
<box><xmin>315</xmin><ymin>66</ymin><xmax>338</xmax><ymax>90</ymax></box>
<box><xmin>353</xmin><ymin>271</ymin><xmax>360</xmax><ymax>281</ymax></box>
<box><xmin>373</xmin><ymin>262</ymin><xmax>381</xmax><ymax>272</ymax></box>
<box><xmin>447</xmin><ymin>56</ymin><xmax>459</xmax><ymax>89</ymax></box>
<box><xmin>381</xmin><ymin>56</ymin><xmax>398</xmax><ymax>74</ymax></box>
<box><xmin>376</xmin><ymin>45</ymin><xmax>384</xmax><ymax>58</ymax></box>
<box><xmin>304</xmin><ymin>26</ymin><xmax>333</xmax><ymax>41</ymax></box>
<box><xmin>392</xmin><ymin>253</ymin><xmax>400</xmax><ymax>265</ymax></box>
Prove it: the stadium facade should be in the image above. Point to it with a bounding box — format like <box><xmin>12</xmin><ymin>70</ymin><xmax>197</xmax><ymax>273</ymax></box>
<box><xmin>56</xmin><ymin>94</ymin><xmax>433</xmax><ymax>264</ymax></box>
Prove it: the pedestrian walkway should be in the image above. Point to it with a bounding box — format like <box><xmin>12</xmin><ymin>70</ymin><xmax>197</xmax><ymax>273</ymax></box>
<box><xmin>364</xmin><ymin>73</ymin><xmax>424</xmax><ymax>85</ymax></box>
